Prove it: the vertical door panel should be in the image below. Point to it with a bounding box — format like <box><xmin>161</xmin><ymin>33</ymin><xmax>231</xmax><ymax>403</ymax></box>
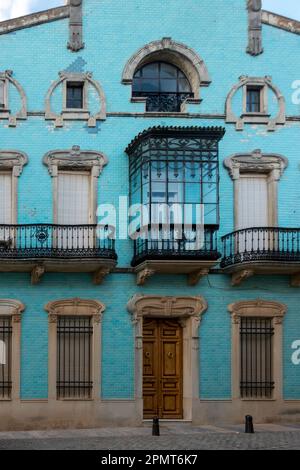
<box><xmin>143</xmin><ymin>318</ymin><xmax>183</xmax><ymax>419</ymax></box>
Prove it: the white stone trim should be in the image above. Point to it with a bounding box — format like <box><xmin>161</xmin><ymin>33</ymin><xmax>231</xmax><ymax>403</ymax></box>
<box><xmin>45</xmin><ymin>71</ymin><xmax>106</xmax><ymax>127</ymax></box>
<box><xmin>122</xmin><ymin>37</ymin><xmax>211</xmax><ymax>110</ymax></box>
<box><xmin>0</xmin><ymin>70</ymin><xmax>27</xmax><ymax>127</ymax></box>
<box><xmin>127</xmin><ymin>294</ymin><xmax>207</xmax><ymax>420</ymax></box>
<box><xmin>0</xmin><ymin>150</ymin><xmax>28</xmax><ymax>225</ymax></box>
<box><xmin>43</xmin><ymin>146</ymin><xmax>108</xmax><ymax>225</ymax></box>
<box><xmin>0</xmin><ymin>299</ymin><xmax>25</xmax><ymax>401</ymax></box>
<box><xmin>45</xmin><ymin>298</ymin><xmax>105</xmax><ymax>401</ymax></box>
<box><xmin>225</xmin><ymin>76</ymin><xmax>285</xmax><ymax>131</ymax></box>
<box><xmin>224</xmin><ymin>149</ymin><xmax>288</xmax><ymax>228</ymax></box>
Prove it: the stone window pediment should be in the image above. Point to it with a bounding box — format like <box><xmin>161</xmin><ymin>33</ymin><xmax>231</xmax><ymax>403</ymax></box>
<box><xmin>45</xmin><ymin>297</ymin><xmax>105</xmax><ymax>324</ymax></box>
<box><xmin>224</xmin><ymin>149</ymin><xmax>288</xmax><ymax>181</ymax></box>
<box><xmin>0</xmin><ymin>70</ymin><xmax>27</xmax><ymax>127</ymax></box>
<box><xmin>43</xmin><ymin>146</ymin><xmax>108</xmax><ymax>177</ymax></box>
<box><xmin>45</xmin><ymin>72</ymin><xmax>106</xmax><ymax>128</ymax></box>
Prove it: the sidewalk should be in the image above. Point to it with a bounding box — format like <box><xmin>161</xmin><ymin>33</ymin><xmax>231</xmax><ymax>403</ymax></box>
<box><xmin>0</xmin><ymin>423</ymin><xmax>299</xmax><ymax>449</ymax></box>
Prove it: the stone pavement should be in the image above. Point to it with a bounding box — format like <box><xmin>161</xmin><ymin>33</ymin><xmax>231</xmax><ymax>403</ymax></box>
<box><xmin>0</xmin><ymin>423</ymin><xmax>299</xmax><ymax>450</ymax></box>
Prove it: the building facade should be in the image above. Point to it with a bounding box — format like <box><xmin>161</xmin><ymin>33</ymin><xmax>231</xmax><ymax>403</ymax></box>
<box><xmin>0</xmin><ymin>0</ymin><xmax>300</xmax><ymax>430</ymax></box>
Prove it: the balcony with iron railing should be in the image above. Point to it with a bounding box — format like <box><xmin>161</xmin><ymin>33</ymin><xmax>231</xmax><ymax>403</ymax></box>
<box><xmin>131</xmin><ymin>224</ymin><xmax>220</xmax><ymax>286</ymax></box>
<box><xmin>0</xmin><ymin>224</ymin><xmax>117</xmax><ymax>284</ymax></box>
<box><xmin>221</xmin><ymin>227</ymin><xmax>300</xmax><ymax>286</ymax></box>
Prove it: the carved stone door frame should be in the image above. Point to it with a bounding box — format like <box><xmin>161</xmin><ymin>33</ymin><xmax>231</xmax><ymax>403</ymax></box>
<box><xmin>127</xmin><ymin>295</ymin><xmax>207</xmax><ymax>420</ymax></box>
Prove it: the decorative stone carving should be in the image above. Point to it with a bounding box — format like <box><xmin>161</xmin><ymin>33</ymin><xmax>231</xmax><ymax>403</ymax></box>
<box><xmin>224</xmin><ymin>150</ymin><xmax>288</xmax><ymax>181</ymax></box>
<box><xmin>231</xmin><ymin>269</ymin><xmax>254</xmax><ymax>287</ymax></box>
<box><xmin>247</xmin><ymin>0</ymin><xmax>263</xmax><ymax>56</ymax></box>
<box><xmin>43</xmin><ymin>146</ymin><xmax>108</xmax><ymax>177</ymax></box>
<box><xmin>188</xmin><ymin>268</ymin><xmax>209</xmax><ymax>286</ymax></box>
<box><xmin>45</xmin><ymin>298</ymin><xmax>106</xmax><ymax>320</ymax></box>
<box><xmin>136</xmin><ymin>268</ymin><xmax>156</xmax><ymax>286</ymax></box>
<box><xmin>93</xmin><ymin>267</ymin><xmax>111</xmax><ymax>285</ymax></box>
<box><xmin>228</xmin><ymin>299</ymin><xmax>287</xmax><ymax>322</ymax></box>
<box><xmin>45</xmin><ymin>71</ymin><xmax>106</xmax><ymax>127</ymax></box>
<box><xmin>67</xmin><ymin>0</ymin><xmax>84</xmax><ymax>52</ymax></box>
<box><xmin>0</xmin><ymin>299</ymin><xmax>25</xmax><ymax>319</ymax></box>
<box><xmin>122</xmin><ymin>37</ymin><xmax>211</xmax><ymax>106</ymax></box>
<box><xmin>225</xmin><ymin>76</ymin><xmax>285</xmax><ymax>131</ymax></box>
<box><xmin>31</xmin><ymin>265</ymin><xmax>45</xmax><ymax>285</ymax></box>
<box><xmin>127</xmin><ymin>295</ymin><xmax>207</xmax><ymax>324</ymax></box>
<box><xmin>0</xmin><ymin>70</ymin><xmax>27</xmax><ymax>127</ymax></box>
<box><xmin>0</xmin><ymin>151</ymin><xmax>28</xmax><ymax>176</ymax></box>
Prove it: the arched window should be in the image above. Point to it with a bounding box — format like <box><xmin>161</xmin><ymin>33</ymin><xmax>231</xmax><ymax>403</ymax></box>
<box><xmin>132</xmin><ymin>62</ymin><xmax>193</xmax><ymax>112</ymax></box>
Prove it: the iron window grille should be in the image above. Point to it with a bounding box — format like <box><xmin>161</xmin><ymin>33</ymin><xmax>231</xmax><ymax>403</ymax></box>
<box><xmin>246</xmin><ymin>86</ymin><xmax>262</xmax><ymax>113</ymax></box>
<box><xmin>240</xmin><ymin>317</ymin><xmax>274</xmax><ymax>399</ymax></box>
<box><xmin>66</xmin><ymin>82</ymin><xmax>84</xmax><ymax>109</ymax></box>
<box><xmin>57</xmin><ymin>316</ymin><xmax>93</xmax><ymax>400</ymax></box>
<box><xmin>132</xmin><ymin>62</ymin><xmax>193</xmax><ymax>112</ymax></box>
<box><xmin>0</xmin><ymin>316</ymin><xmax>12</xmax><ymax>400</ymax></box>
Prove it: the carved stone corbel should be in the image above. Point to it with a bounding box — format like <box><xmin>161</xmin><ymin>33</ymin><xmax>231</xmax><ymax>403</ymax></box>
<box><xmin>136</xmin><ymin>268</ymin><xmax>156</xmax><ymax>286</ymax></box>
<box><xmin>231</xmin><ymin>269</ymin><xmax>254</xmax><ymax>286</ymax></box>
<box><xmin>290</xmin><ymin>273</ymin><xmax>300</xmax><ymax>288</ymax></box>
<box><xmin>67</xmin><ymin>0</ymin><xmax>84</xmax><ymax>52</ymax></box>
<box><xmin>93</xmin><ymin>267</ymin><xmax>111</xmax><ymax>285</ymax></box>
<box><xmin>31</xmin><ymin>265</ymin><xmax>45</xmax><ymax>285</ymax></box>
<box><xmin>247</xmin><ymin>0</ymin><xmax>263</xmax><ymax>56</ymax></box>
<box><xmin>188</xmin><ymin>268</ymin><xmax>209</xmax><ymax>286</ymax></box>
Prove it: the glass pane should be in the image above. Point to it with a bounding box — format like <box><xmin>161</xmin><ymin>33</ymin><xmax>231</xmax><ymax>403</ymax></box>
<box><xmin>160</xmin><ymin>63</ymin><xmax>178</xmax><ymax>79</ymax></box>
<box><xmin>140</xmin><ymin>79</ymin><xmax>159</xmax><ymax>92</ymax></box>
<box><xmin>178</xmin><ymin>78</ymin><xmax>191</xmax><ymax>93</ymax></box>
<box><xmin>66</xmin><ymin>83</ymin><xmax>83</xmax><ymax>109</ymax></box>
<box><xmin>160</xmin><ymin>79</ymin><xmax>177</xmax><ymax>92</ymax></box>
<box><xmin>132</xmin><ymin>78</ymin><xmax>141</xmax><ymax>92</ymax></box>
<box><xmin>141</xmin><ymin>63</ymin><xmax>159</xmax><ymax>78</ymax></box>
<box><xmin>133</xmin><ymin>69</ymin><xmax>142</xmax><ymax>78</ymax></box>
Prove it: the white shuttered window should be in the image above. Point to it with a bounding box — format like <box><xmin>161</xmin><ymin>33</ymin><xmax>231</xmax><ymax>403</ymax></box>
<box><xmin>0</xmin><ymin>172</ymin><xmax>12</xmax><ymax>225</ymax></box>
<box><xmin>56</xmin><ymin>171</ymin><xmax>91</xmax><ymax>249</ymax></box>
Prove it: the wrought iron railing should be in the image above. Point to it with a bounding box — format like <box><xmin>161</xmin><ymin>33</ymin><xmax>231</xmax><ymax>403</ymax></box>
<box><xmin>0</xmin><ymin>224</ymin><xmax>117</xmax><ymax>259</ymax></box>
<box><xmin>132</xmin><ymin>92</ymin><xmax>193</xmax><ymax>112</ymax></box>
<box><xmin>132</xmin><ymin>225</ymin><xmax>220</xmax><ymax>267</ymax></box>
<box><xmin>221</xmin><ymin>227</ymin><xmax>300</xmax><ymax>268</ymax></box>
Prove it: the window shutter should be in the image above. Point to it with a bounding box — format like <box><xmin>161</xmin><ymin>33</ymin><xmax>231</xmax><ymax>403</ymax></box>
<box><xmin>0</xmin><ymin>172</ymin><xmax>12</xmax><ymax>224</ymax></box>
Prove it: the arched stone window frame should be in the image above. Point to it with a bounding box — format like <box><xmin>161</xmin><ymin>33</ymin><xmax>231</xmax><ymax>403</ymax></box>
<box><xmin>43</xmin><ymin>145</ymin><xmax>108</xmax><ymax>225</ymax></box>
<box><xmin>0</xmin><ymin>150</ymin><xmax>28</xmax><ymax>224</ymax></box>
<box><xmin>0</xmin><ymin>70</ymin><xmax>27</xmax><ymax>127</ymax></box>
<box><xmin>122</xmin><ymin>37</ymin><xmax>211</xmax><ymax>112</ymax></box>
<box><xmin>228</xmin><ymin>299</ymin><xmax>287</xmax><ymax>401</ymax></box>
<box><xmin>224</xmin><ymin>149</ymin><xmax>288</xmax><ymax>228</ymax></box>
<box><xmin>225</xmin><ymin>76</ymin><xmax>285</xmax><ymax>131</ymax></box>
<box><xmin>127</xmin><ymin>294</ymin><xmax>207</xmax><ymax>420</ymax></box>
<box><xmin>45</xmin><ymin>298</ymin><xmax>105</xmax><ymax>401</ymax></box>
<box><xmin>45</xmin><ymin>71</ymin><xmax>106</xmax><ymax>128</ymax></box>
<box><xmin>0</xmin><ymin>299</ymin><xmax>25</xmax><ymax>401</ymax></box>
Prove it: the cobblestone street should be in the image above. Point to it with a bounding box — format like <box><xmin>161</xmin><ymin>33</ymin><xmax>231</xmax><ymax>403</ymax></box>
<box><xmin>0</xmin><ymin>423</ymin><xmax>299</xmax><ymax>450</ymax></box>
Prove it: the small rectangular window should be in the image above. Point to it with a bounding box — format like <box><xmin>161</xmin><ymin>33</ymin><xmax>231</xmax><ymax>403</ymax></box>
<box><xmin>246</xmin><ymin>87</ymin><xmax>262</xmax><ymax>113</ymax></box>
<box><xmin>57</xmin><ymin>316</ymin><xmax>93</xmax><ymax>399</ymax></box>
<box><xmin>240</xmin><ymin>317</ymin><xmax>274</xmax><ymax>399</ymax></box>
<box><xmin>66</xmin><ymin>82</ymin><xmax>84</xmax><ymax>109</ymax></box>
<box><xmin>0</xmin><ymin>316</ymin><xmax>12</xmax><ymax>400</ymax></box>
<box><xmin>0</xmin><ymin>81</ymin><xmax>5</xmax><ymax>109</ymax></box>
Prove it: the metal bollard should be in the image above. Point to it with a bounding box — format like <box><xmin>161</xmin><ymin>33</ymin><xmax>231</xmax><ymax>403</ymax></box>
<box><xmin>152</xmin><ymin>417</ymin><xmax>160</xmax><ymax>436</ymax></box>
<box><xmin>245</xmin><ymin>415</ymin><xmax>254</xmax><ymax>434</ymax></box>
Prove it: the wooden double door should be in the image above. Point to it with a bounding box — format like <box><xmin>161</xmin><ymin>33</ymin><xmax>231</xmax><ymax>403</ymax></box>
<box><xmin>143</xmin><ymin>318</ymin><xmax>183</xmax><ymax>419</ymax></box>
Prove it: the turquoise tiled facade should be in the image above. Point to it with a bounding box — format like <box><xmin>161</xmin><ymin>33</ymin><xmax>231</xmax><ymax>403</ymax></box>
<box><xmin>0</xmin><ymin>0</ymin><xmax>300</xmax><ymax>428</ymax></box>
